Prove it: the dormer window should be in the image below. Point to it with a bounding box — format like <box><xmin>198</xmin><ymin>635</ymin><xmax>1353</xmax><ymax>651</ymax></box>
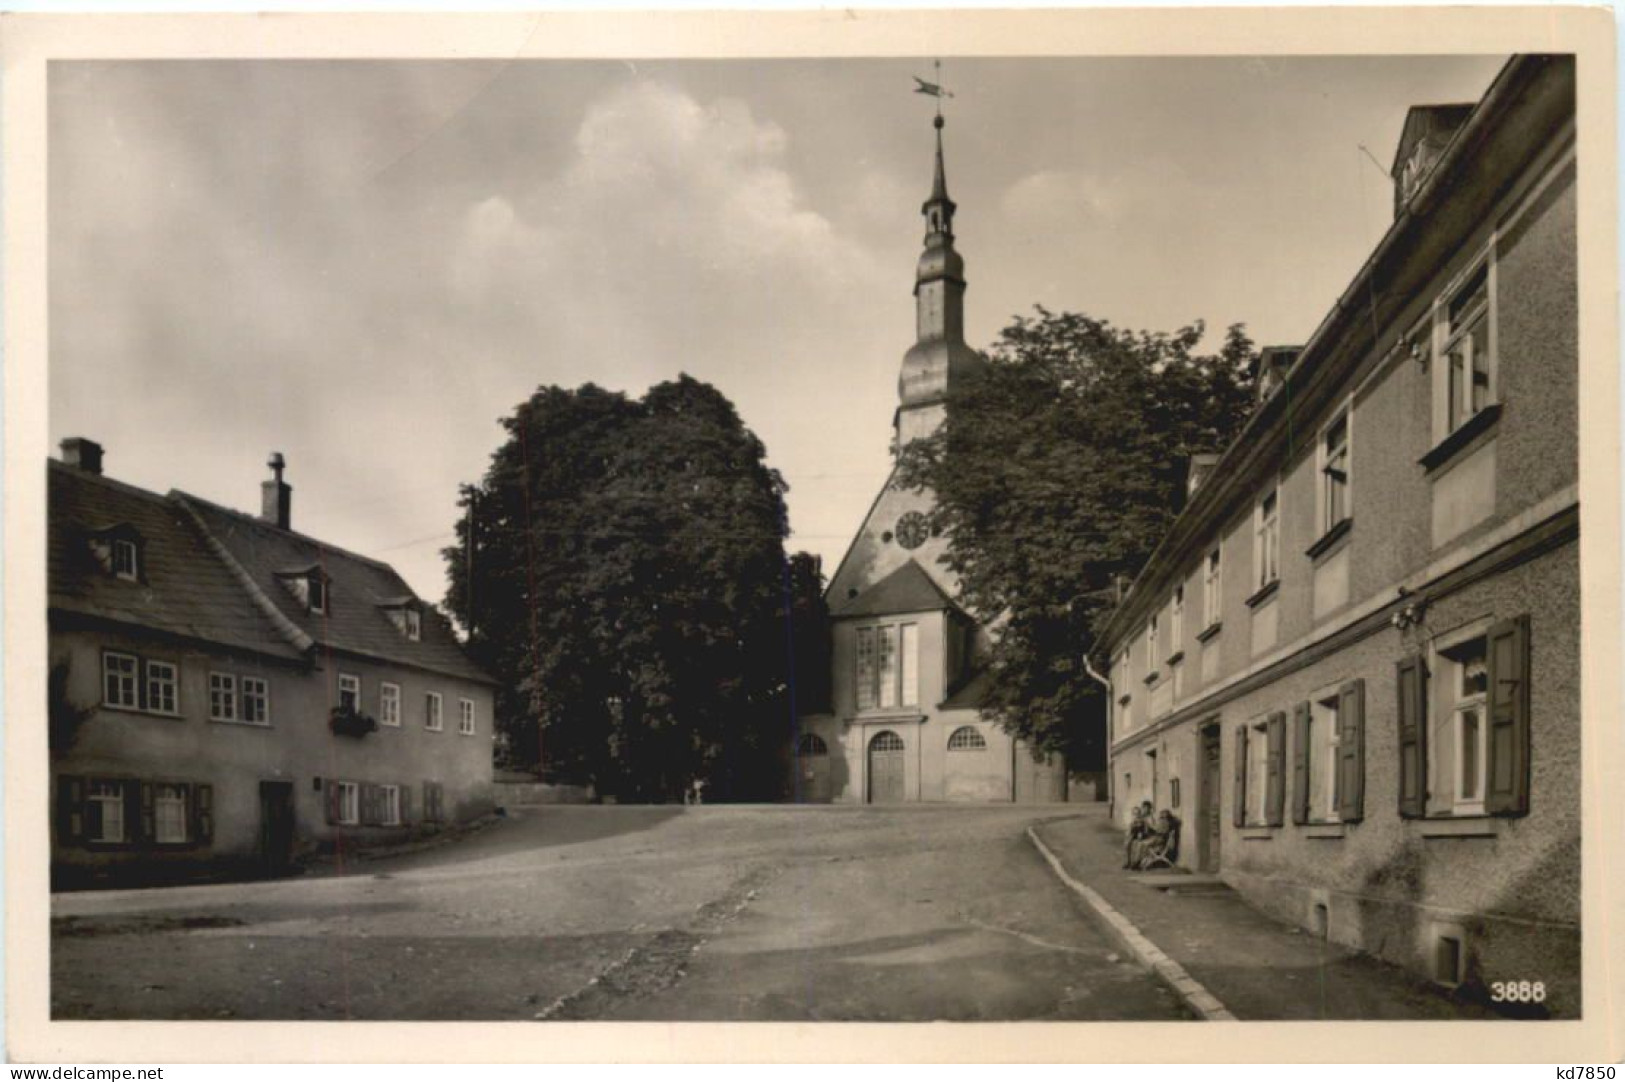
<box><xmin>275</xmin><ymin>564</ymin><xmax>331</xmax><ymax>614</ymax></box>
<box><xmin>88</xmin><ymin>523</ymin><xmax>145</xmax><ymax>582</ymax></box>
<box><xmin>378</xmin><ymin>597</ymin><xmax>423</xmax><ymax>642</ymax></box>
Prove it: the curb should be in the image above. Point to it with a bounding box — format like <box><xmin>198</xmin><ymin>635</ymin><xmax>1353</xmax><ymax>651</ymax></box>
<box><xmin>1026</xmin><ymin>825</ymin><xmax>1237</xmax><ymax>1022</ymax></box>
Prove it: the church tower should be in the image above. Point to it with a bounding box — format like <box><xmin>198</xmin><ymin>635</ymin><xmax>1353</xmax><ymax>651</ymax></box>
<box><xmin>896</xmin><ymin>114</ymin><xmax>985</xmax><ymax>449</ymax></box>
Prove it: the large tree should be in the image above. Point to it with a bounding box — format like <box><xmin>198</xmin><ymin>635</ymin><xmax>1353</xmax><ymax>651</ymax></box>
<box><xmin>896</xmin><ymin>307</ymin><xmax>1257</xmax><ymax>769</ymax></box>
<box><xmin>443</xmin><ymin>376</ymin><xmax>824</xmax><ymax>802</ymax></box>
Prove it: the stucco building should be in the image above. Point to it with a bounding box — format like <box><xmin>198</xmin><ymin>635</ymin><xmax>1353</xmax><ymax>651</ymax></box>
<box><xmin>792</xmin><ymin>117</ymin><xmax>1068</xmax><ymax>804</ymax></box>
<box><xmin>1101</xmin><ymin>55</ymin><xmax>1578</xmax><ymax>1010</ymax></box>
<box><xmin>49</xmin><ymin>442</ymin><xmax>496</xmax><ymax>886</ymax></box>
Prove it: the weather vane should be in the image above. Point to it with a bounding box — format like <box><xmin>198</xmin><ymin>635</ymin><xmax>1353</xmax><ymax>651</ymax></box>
<box><xmin>913</xmin><ymin>58</ymin><xmax>954</xmax><ymax>125</ymax></box>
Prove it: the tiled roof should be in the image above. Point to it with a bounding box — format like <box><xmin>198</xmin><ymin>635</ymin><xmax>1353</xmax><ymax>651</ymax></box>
<box><xmin>177</xmin><ymin>494</ymin><xmax>494</xmax><ymax>685</ymax></box>
<box><xmin>830</xmin><ymin>559</ymin><xmax>959</xmax><ymax>618</ymax></box>
<box><xmin>47</xmin><ymin>462</ymin><xmax>304</xmax><ymax>661</ymax></box>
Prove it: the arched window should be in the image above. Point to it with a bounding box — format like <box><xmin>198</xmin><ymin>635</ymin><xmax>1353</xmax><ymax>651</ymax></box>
<box><xmin>796</xmin><ymin>733</ymin><xmax>828</xmax><ymax>757</ymax></box>
<box><xmin>870</xmin><ymin>730</ymin><xmax>905</xmax><ymax>752</ymax></box>
<box><xmin>947</xmin><ymin>726</ymin><xmax>988</xmax><ymax>751</ymax></box>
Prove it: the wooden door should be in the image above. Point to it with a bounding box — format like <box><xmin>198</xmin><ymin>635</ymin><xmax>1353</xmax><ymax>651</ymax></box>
<box><xmin>259</xmin><ymin>780</ymin><xmax>295</xmax><ymax>873</ymax></box>
<box><xmin>868</xmin><ymin>730</ymin><xmax>906</xmax><ymax>804</ymax></box>
<box><xmin>1199</xmin><ymin>728</ymin><xmax>1222</xmax><ymax>873</ymax></box>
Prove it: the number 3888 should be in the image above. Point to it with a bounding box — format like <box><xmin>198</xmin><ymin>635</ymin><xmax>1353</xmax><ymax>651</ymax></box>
<box><xmin>1490</xmin><ymin>980</ymin><xmax>1546</xmax><ymax>1003</ymax></box>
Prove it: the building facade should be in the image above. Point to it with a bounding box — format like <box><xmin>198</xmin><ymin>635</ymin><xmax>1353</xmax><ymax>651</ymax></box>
<box><xmin>49</xmin><ymin>443</ymin><xmax>496</xmax><ymax>887</ymax></box>
<box><xmin>792</xmin><ymin>117</ymin><xmax>1068</xmax><ymax>804</ymax></box>
<box><xmin>1102</xmin><ymin>55</ymin><xmax>1578</xmax><ymax>1011</ymax></box>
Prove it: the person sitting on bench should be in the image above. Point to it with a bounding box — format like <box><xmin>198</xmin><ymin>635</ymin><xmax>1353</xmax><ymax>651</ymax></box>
<box><xmin>1123</xmin><ymin>801</ymin><xmax>1154</xmax><ymax>869</ymax></box>
<box><xmin>1139</xmin><ymin>809</ymin><xmax>1182</xmax><ymax>870</ymax></box>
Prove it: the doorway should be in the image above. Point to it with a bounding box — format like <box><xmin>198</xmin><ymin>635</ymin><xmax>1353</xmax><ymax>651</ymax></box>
<box><xmin>867</xmin><ymin>730</ymin><xmax>906</xmax><ymax>804</ymax></box>
<box><xmin>258</xmin><ymin>780</ymin><xmax>295</xmax><ymax>873</ymax></box>
<box><xmin>1199</xmin><ymin>725</ymin><xmax>1222</xmax><ymax>873</ymax></box>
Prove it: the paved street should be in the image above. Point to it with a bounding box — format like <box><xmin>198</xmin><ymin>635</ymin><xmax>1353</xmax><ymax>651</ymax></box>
<box><xmin>51</xmin><ymin>804</ymin><xmax>1190</xmax><ymax>1021</ymax></box>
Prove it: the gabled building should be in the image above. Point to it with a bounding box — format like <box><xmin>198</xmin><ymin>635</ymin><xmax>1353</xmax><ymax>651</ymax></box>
<box><xmin>792</xmin><ymin>116</ymin><xmax>1068</xmax><ymax>805</ymax></box>
<box><xmin>49</xmin><ymin>442</ymin><xmax>496</xmax><ymax>887</ymax></box>
<box><xmin>1100</xmin><ymin>55</ymin><xmax>1578</xmax><ymax>1009</ymax></box>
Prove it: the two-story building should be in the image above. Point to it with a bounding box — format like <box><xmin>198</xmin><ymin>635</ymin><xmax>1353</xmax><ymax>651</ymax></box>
<box><xmin>1102</xmin><ymin>55</ymin><xmax>1578</xmax><ymax>1010</ymax></box>
<box><xmin>49</xmin><ymin>441</ymin><xmax>497</xmax><ymax>887</ymax></box>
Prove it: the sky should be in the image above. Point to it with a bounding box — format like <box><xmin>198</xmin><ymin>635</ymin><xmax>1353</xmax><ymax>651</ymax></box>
<box><xmin>49</xmin><ymin>55</ymin><xmax>1509</xmax><ymax>605</ymax></box>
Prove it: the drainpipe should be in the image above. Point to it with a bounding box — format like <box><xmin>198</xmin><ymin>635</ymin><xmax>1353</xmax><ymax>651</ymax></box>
<box><xmin>1081</xmin><ymin>654</ymin><xmax>1113</xmax><ymax>815</ymax></box>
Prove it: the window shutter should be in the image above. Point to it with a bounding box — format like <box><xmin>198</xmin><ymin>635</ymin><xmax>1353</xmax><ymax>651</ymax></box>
<box><xmin>139</xmin><ymin>782</ymin><xmax>156</xmax><ymax>844</ymax></box>
<box><xmin>400</xmin><ymin>785</ymin><xmax>412</xmax><ymax>824</ymax></box>
<box><xmin>1291</xmin><ymin>702</ymin><xmax>1311</xmax><ymax>825</ymax></box>
<box><xmin>58</xmin><ymin>775</ymin><xmax>84</xmax><ymax>844</ymax></box>
<box><xmin>1232</xmin><ymin>726</ymin><xmax>1248</xmax><ymax>828</ymax></box>
<box><xmin>195</xmin><ymin>784</ymin><xmax>214</xmax><ymax>844</ymax></box>
<box><xmin>1338</xmin><ymin>678</ymin><xmax>1366</xmax><ymax>823</ymax></box>
<box><xmin>361</xmin><ymin>783</ymin><xmax>381</xmax><ymax>826</ymax></box>
<box><xmin>1396</xmin><ymin>655</ymin><xmax>1428</xmax><ymax>818</ymax></box>
<box><xmin>1486</xmin><ymin>614</ymin><xmax>1531</xmax><ymax>816</ymax></box>
<box><xmin>1265</xmin><ymin>712</ymin><xmax>1286</xmax><ymax>827</ymax></box>
<box><xmin>325</xmin><ymin>778</ymin><xmax>340</xmax><ymax>825</ymax></box>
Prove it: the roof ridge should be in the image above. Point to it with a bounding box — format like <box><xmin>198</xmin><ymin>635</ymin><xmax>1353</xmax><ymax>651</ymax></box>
<box><xmin>171</xmin><ymin>490</ymin><xmax>403</xmax><ymax>579</ymax></box>
<box><xmin>172</xmin><ymin>497</ymin><xmax>316</xmax><ymax>655</ymax></box>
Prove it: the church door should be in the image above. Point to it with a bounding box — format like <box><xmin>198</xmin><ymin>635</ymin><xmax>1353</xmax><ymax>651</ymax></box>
<box><xmin>868</xmin><ymin>730</ymin><xmax>906</xmax><ymax>804</ymax></box>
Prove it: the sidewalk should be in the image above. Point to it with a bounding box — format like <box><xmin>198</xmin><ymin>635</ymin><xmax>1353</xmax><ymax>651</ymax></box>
<box><xmin>1031</xmin><ymin>813</ymin><xmax>1498</xmax><ymax>1021</ymax></box>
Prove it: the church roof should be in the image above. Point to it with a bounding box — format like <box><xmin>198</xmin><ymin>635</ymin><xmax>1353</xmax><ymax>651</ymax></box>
<box><xmin>831</xmin><ymin>558</ymin><xmax>959</xmax><ymax>618</ymax></box>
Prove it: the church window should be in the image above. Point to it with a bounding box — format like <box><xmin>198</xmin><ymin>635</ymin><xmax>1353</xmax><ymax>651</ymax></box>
<box><xmin>796</xmin><ymin>733</ymin><xmax>829</xmax><ymax>757</ymax></box>
<box><xmin>855</xmin><ymin>622</ymin><xmax>920</xmax><ymax>712</ymax></box>
<box><xmin>947</xmin><ymin>726</ymin><xmax>987</xmax><ymax>751</ymax></box>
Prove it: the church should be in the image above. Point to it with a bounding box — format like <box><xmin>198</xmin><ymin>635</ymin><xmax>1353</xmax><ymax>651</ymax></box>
<box><xmin>792</xmin><ymin>115</ymin><xmax>1069</xmax><ymax>804</ymax></box>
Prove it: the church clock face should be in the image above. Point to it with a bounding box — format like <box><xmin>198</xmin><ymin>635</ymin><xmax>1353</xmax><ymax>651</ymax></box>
<box><xmin>895</xmin><ymin>511</ymin><xmax>929</xmax><ymax>550</ymax></box>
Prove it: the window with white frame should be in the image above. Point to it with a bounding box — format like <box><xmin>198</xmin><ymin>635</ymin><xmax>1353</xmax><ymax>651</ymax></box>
<box><xmin>425</xmin><ymin>691</ymin><xmax>444</xmax><ymax>731</ymax></box>
<box><xmin>405</xmin><ymin>608</ymin><xmax>421</xmax><ymax>641</ymax></box>
<box><xmin>855</xmin><ymin>623</ymin><xmax>919</xmax><ymax>711</ymax></box>
<box><xmin>209</xmin><ymin>672</ymin><xmax>238</xmax><ymax>721</ymax></box>
<box><xmin>459</xmin><ymin>698</ymin><xmax>475</xmax><ymax>735</ymax></box>
<box><xmin>1203</xmin><ymin>548</ymin><xmax>1222</xmax><ymax>629</ymax></box>
<box><xmin>146</xmin><ymin>660</ymin><xmax>178</xmax><ymax>715</ymax></box>
<box><xmin>1320</xmin><ymin>411</ymin><xmax>1351</xmax><ymax>534</ymax></box>
<box><xmin>380</xmin><ymin>682</ymin><xmax>402</xmax><ymax>727</ymax></box>
<box><xmin>380</xmin><ymin>784</ymin><xmax>402</xmax><ymax>826</ymax></box>
<box><xmin>103</xmin><ymin>652</ymin><xmax>139</xmax><ymax>709</ymax></box>
<box><xmin>338</xmin><ymin>673</ymin><xmax>361</xmax><ymax>713</ymax></box>
<box><xmin>154</xmin><ymin>783</ymin><xmax>189</xmax><ymax>843</ymax></box>
<box><xmin>1431</xmin><ymin>634</ymin><xmax>1489</xmax><ymax>817</ymax></box>
<box><xmin>308</xmin><ymin>574</ymin><xmax>328</xmax><ymax>614</ymax></box>
<box><xmin>1308</xmin><ymin>690</ymin><xmax>1342</xmax><ymax>823</ymax></box>
<box><xmin>88</xmin><ymin>779</ymin><xmax>126</xmax><ymax>842</ymax></box>
<box><xmin>111</xmin><ymin>538</ymin><xmax>139</xmax><ymax>581</ymax></box>
<box><xmin>336</xmin><ymin>781</ymin><xmax>360</xmax><ymax>825</ymax></box>
<box><xmin>1145</xmin><ymin>615</ymin><xmax>1159</xmax><ymax>672</ymax></box>
<box><xmin>1436</xmin><ymin>259</ymin><xmax>1496</xmax><ymax>440</ymax></box>
<box><xmin>1170</xmin><ymin>585</ymin><xmax>1184</xmax><ymax>655</ymax></box>
<box><xmin>1246</xmin><ymin>719</ymin><xmax>1270</xmax><ymax>826</ymax></box>
<box><xmin>1254</xmin><ymin>487</ymin><xmax>1280</xmax><ymax>592</ymax></box>
<box><xmin>241</xmin><ymin>677</ymin><xmax>270</xmax><ymax>724</ymax></box>
<box><xmin>1170</xmin><ymin>658</ymin><xmax>1184</xmax><ymax>700</ymax></box>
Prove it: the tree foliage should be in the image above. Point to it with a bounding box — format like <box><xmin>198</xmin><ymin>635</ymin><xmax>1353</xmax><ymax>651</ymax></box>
<box><xmin>896</xmin><ymin>307</ymin><xmax>1257</xmax><ymax>768</ymax></box>
<box><xmin>442</xmin><ymin>376</ymin><xmax>827</xmax><ymax>802</ymax></box>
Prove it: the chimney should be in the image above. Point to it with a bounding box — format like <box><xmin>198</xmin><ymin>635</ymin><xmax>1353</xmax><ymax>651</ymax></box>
<box><xmin>261</xmin><ymin>452</ymin><xmax>291</xmax><ymax>530</ymax></box>
<box><xmin>1186</xmin><ymin>453</ymin><xmax>1221</xmax><ymax>499</ymax></box>
<box><xmin>60</xmin><ymin>437</ymin><xmax>104</xmax><ymax>475</ymax></box>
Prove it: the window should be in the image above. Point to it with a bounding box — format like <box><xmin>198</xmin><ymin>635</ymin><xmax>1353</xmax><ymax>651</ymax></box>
<box><xmin>241</xmin><ymin>677</ymin><xmax>270</xmax><ymax>724</ymax></box>
<box><xmin>380</xmin><ymin>785</ymin><xmax>402</xmax><ymax>826</ymax></box>
<box><xmin>308</xmin><ymin>574</ymin><xmax>328</xmax><ymax>614</ymax></box>
<box><xmin>1439</xmin><ymin>261</ymin><xmax>1495</xmax><ymax>438</ymax></box>
<box><xmin>146</xmin><ymin>660</ymin><xmax>178</xmax><ymax>715</ymax></box>
<box><xmin>338</xmin><ymin>673</ymin><xmax>361</xmax><ymax>713</ymax></box>
<box><xmin>154</xmin><ymin>783</ymin><xmax>189</xmax><ymax>844</ymax></box>
<box><xmin>1247</xmin><ymin>722</ymin><xmax>1270</xmax><ymax>825</ymax></box>
<box><xmin>1203</xmin><ymin>548</ymin><xmax>1222</xmax><ymax>629</ymax></box>
<box><xmin>423</xmin><ymin>781</ymin><xmax>445</xmax><ymax>822</ymax></box>
<box><xmin>1321</xmin><ymin>412</ymin><xmax>1350</xmax><ymax>534</ymax></box>
<box><xmin>1170</xmin><ymin>586</ymin><xmax>1184</xmax><ymax>655</ymax></box>
<box><xmin>1434</xmin><ymin>636</ymin><xmax>1489</xmax><ymax>816</ymax></box>
<box><xmin>1170</xmin><ymin>659</ymin><xmax>1184</xmax><ymax>701</ymax></box>
<box><xmin>1254</xmin><ymin>487</ymin><xmax>1280</xmax><ymax>592</ymax></box>
<box><xmin>405</xmin><ymin>608</ymin><xmax>421</xmax><ymax>641</ymax></box>
<box><xmin>459</xmin><ymin>698</ymin><xmax>476</xmax><ymax>735</ymax></box>
<box><xmin>380</xmin><ymin>683</ymin><xmax>401</xmax><ymax>727</ymax></box>
<box><xmin>947</xmin><ymin>726</ymin><xmax>987</xmax><ymax>751</ymax></box>
<box><xmin>796</xmin><ymin>733</ymin><xmax>828</xmax><ymax>757</ymax></box>
<box><xmin>335</xmin><ymin>781</ymin><xmax>360</xmax><ymax>825</ymax></box>
<box><xmin>1308</xmin><ymin>692</ymin><xmax>1342</xmax><ymax>823</ymax></box>
<box><xmin>1235</xmin><ymin>713</ymin><xmax>1286</xmax><ymax>829</ymax></box>
<box><xmin>855</xmin><ymin>623</ymin><xmax>919</xmax><ymax>711</ymax></box>
<box><xmin>209</xmin><ymin>672</ymin><xmax>238</xmax><ymax>721</ymax></box>
<box><xmin>87</xmin><ymin>780</ymin><xmax>126</xmax><ymax>843</ymax></box>
<box><xmin>425</xmin><ymin>691</ymin><xmax>443</xmax><ymax>731</ymax></box>
<box><xmin>1146</xmin><ymin>616</ymin><xmax>1159</xmax><ymax>672</ymax></box>
<box><xmin>111</xmin><ymin>539</ymin><xmax>139</xmax><ymax>581</ymax></box>
<box><xmin>103</xmin><ymin>652</ymin><xmax>139</xmax><ymax>709</ymax></box>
